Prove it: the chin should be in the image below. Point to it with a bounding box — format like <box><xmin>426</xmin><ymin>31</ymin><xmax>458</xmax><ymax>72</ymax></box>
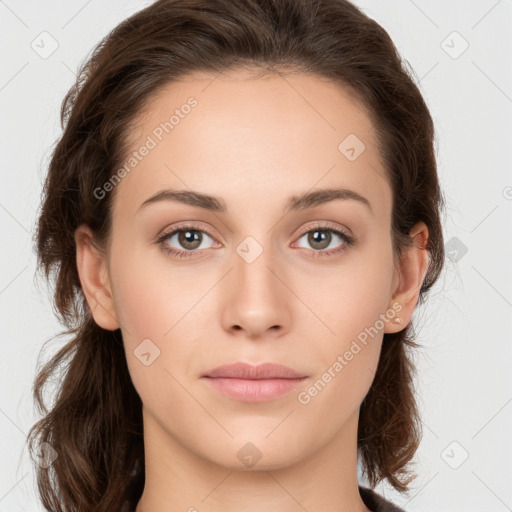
<box><xmin>198</xmin><ymin>433</ymin><xmax>310</xmax><ymax>472</ymax></box>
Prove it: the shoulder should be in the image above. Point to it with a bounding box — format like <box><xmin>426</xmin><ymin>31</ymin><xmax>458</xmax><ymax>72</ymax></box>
<box><xmin>358</xmin><ymin>485</ymin><xmax>407</xmax><ymax>512</ymax></box>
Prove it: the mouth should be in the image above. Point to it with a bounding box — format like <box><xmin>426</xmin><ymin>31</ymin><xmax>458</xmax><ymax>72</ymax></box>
<box><xmin>201</xmin><ymin>362</ymin><xmax>308</xmax><ymax>402</ymax></box>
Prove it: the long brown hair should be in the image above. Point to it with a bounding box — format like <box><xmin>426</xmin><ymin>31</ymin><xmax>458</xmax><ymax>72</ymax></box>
<box><xmin>29</xmin><ymin>0</ymin><xmax>445</xmax><ymax>510</ymax></box>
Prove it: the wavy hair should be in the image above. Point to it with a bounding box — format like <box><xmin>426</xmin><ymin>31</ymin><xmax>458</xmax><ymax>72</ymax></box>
<box><xmin>28</xmin><ymin>0</ymin><xmax>445</xmax><ymax>510</ymax></box>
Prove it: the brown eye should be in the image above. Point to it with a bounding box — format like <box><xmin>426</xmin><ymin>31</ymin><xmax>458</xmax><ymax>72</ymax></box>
<box><xmin>157</xmin><ymin>225</ymin><xmax>218</xmax><ymax>258</ymax></box>
<box><xmin>292</xmin><ymin>224</ymin><xmax>356</xmax><ymax>258</ymax></box>
<box><xmin>306</xmin><ymin>230</ymin><xmax>332</xmax><ymax>250</ymax></box>
<box><xmin>176</xmin><ymin>229</ymin><xmax>203</xmax><ymax>250</ymax></box>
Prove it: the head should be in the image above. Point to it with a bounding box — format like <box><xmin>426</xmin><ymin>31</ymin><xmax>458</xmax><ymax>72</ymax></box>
<box><xmin>29</xmin><ymin>0</ymin><xmax>445</xmax><ymax>511</ymax></box>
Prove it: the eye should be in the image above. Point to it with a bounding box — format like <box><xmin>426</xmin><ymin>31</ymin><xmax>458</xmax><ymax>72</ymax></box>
<box><xmin>156</xmin><ymin>224</ymin><xmax>219</xmax><ymax>259</ymax></box>
<box><xmin>291</xmin><ymin>223</ymin><xmax>356</xmax><ymax>257</ymax></box>
<box><xmin>156</xmin><ymin>222</ymin><xmax>356</xmax><ymax>260</ymax></box>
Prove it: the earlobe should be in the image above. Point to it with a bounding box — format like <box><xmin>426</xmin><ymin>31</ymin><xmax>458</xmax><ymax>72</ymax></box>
<box><xmin>75</xmin><ymin>224</ymin><xmax>120</xmax><ymax>331</ymax></box>
<box><xmin>385</xmin><ymin>221</ymin><xmax>430</xmax><ymax>333</ymax></box>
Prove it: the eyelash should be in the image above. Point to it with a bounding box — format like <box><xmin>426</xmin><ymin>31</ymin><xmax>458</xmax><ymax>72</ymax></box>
<box><xmin>156</xmin><ymin>222</ymin><xmax>356</xmax><ymax>260</ymax></box>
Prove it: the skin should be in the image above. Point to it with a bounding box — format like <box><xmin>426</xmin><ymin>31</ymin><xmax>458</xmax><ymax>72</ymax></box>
<box><xmin>75</xmin><ymin>67</ymin><xmax>429</xmax><ymax>512</ymax></box>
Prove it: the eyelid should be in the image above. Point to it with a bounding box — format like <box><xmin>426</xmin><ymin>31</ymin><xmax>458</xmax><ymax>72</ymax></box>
<box><xmin>295</xmin><ymin>220</ymin><xmax>353</xmax><ymax>239</ymax></box>
<box><xmin>155</xmin><ymin>221</ymin><xmax>218</xmax><ymax>244</ymax></box>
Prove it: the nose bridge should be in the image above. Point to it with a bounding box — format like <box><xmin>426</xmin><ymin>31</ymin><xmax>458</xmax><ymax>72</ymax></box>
<box><xmin>234</xmin><ymin>232</ymin><xmax>283</xmax><ymax>304</ymax></box>
<box><xmin>220</xmin><ymin>232</ymin><xmax>292</xmax><ymax>336</ymax></box>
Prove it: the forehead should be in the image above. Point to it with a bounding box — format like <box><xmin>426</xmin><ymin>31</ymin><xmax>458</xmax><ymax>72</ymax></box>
<box><xmin>112</xmin><ymin>67</ymin><xmax>391</xmax><ymax>221</ymax></box>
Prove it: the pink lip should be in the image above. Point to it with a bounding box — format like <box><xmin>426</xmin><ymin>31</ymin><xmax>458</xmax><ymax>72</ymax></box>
<box><xmin>202</xmin><ymin>363</ymin><xmax>308</xmax><ymax>402</ymax></box>
<box><xmin>204</xmin><ymin>362</ymin><xmax>306</xmax><ymax>379</ymax></box>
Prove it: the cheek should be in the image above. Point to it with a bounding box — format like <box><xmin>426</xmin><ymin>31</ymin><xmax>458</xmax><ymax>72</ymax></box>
<box><xmin>294</xmin><ymin>260</ymin><xmax>393</xmax><ymax>430</ymax></box>
<box><xmin>296</xmin><ymin>237</ymin><xmax>394</xmax><ymax>396</ymax></box>
<box><xmin>108</xmin><ymin>244</ymin><xmax>214</xmax><ymax>387</ymax></box>
<box><xmin>109</xmin><ymin>254</ymin><xmax>200</xmax><ymax>418</ymax></box>
<box><xmin>109</xmin><ymin>242</ymin><xmax>209</xmax><ymax>341</ymax></box>
<box><xmin>298</xmin><ymin>238</ymin><xmax>395</xmax><ymax>343</ymax></box>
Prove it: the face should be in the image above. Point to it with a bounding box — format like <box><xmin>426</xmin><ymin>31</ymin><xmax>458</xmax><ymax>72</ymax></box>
<box><xmin>88</xmin><ymin>68</ymin><xmax>405</xmax><ymax>470</ymax></box>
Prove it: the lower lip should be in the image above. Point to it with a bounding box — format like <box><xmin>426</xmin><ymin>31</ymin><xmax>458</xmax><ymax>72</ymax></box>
<box><xmin>202</xmin><ymin>377</ymin><xmax>308</xmax><ymax>402</ymax></box>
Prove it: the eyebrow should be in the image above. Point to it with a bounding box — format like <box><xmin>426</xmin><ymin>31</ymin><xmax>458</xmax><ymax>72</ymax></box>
<box><xmin>137</xmin><ymin>187</ymin><xmax>373</xmax><ymax>215</ymax></box>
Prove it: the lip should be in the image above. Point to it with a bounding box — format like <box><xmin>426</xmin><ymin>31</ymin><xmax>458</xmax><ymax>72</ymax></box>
<box><xmin>201</xmin><ymin>362</ymin><xmax>308</xmax><ymax>402</ymax></box>
<box><xmin>203</xmin><ymin>362</ymin><xmax>306</xmax><ymax>379</ymax></box>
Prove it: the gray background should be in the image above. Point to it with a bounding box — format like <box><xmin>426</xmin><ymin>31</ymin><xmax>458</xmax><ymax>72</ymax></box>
<box><xmin>1</xmin><ymin>0</ymin><xmax>511</xmax><ymax>510</ymax></box>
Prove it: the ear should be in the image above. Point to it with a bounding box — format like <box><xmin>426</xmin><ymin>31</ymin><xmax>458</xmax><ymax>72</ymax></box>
<box><xmin>75</xmin><ymin>224</ymin><xmax>120</xmax><ymax>331</ymax></box>
<box><xmin>384</xmin><ymin>221</ymin><xmax>430</xmax><ymax>333</ymax></box>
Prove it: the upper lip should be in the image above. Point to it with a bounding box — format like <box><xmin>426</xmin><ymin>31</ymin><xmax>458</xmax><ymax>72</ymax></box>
<box><xmin>203</xmin><ymin>362</ymin><xmax>307</xmax><ymax>379</ymax></box>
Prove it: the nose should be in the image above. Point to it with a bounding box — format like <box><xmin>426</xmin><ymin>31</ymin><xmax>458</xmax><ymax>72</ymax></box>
<box><xmin>220</xmin><ymin>239</ymin><xmax>292</xmax><ymax>340</ymax></box>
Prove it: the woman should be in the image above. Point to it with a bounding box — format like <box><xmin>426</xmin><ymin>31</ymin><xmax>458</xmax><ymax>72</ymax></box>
<box><xmin>29</xmin><ymin>0</ymin><xmax>445</xmax><ymax>510</ymax></box>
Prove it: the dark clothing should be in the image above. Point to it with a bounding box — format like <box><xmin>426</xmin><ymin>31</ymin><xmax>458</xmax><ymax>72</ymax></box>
<box><xmin>359</xmin><ymin>485</ymin><xmax>406</xmax><ymax>512</ymax></box>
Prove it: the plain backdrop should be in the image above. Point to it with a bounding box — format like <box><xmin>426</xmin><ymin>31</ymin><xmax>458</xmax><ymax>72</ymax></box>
<box><xmin>1</xmin><ymin>1</ymin><xmax>511</xmax><ymax>510</ymax></box>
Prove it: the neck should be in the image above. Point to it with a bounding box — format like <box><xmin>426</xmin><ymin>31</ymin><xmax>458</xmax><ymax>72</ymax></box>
<box><xmin>135</xmin><ymin>407</ymin><xmax>371</xmax><ymax>512</ymax></box>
